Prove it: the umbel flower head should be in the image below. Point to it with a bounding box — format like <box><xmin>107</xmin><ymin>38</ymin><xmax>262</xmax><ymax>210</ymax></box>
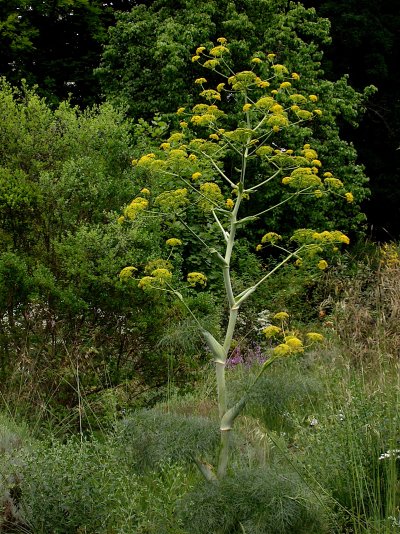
<box><xmin>187</xmin><ymin>272</ymin><xmax>207</xmax><ymax>287</ymax></box>
<box><xmin>166</xmin><ymin>238</ymin><xmax>182</xmax><ymax>247</ymax></box>
<box><xmin>119</xmin><ymin>266</ymin><xmax>137</xmax><ymax>281</ymax></box>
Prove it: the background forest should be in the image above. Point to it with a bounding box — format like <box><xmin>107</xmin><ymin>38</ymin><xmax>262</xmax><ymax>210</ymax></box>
<box><xmin>0</xmin><ymin>1</ymin><xmax>400</xmax><ymax>533</ymax></box>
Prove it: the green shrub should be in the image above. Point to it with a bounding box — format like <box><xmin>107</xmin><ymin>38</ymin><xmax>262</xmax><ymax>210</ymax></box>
<box><xmin>178</xmin><ymin>466</ymin><xmax>330</xmax><ymax>534</ymax></box>
<box><xmin>1</xmin><ymin>437</ymin><xmax>139</xmax><ymax>533</ymax></box>
<box><xmin>115</xmin><ymin>409</ymin><xmax>220</xmax><ymax>471</ymax></box>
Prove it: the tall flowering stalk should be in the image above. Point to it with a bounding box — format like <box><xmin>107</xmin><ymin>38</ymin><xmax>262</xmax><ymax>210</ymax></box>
<box><xmin>120</xmin><ymin>38</ymin><xmax>353</xmax><ymax>480</ymax></box>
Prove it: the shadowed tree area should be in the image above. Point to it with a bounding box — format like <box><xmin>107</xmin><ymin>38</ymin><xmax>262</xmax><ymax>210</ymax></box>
<box><xmin>302</xmin><ymin>0</ymin><xmax>400</xmax><ymax>239</ymax></box>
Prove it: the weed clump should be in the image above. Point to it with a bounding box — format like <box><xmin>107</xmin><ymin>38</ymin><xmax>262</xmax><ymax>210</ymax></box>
<box><xmin>178</xmin><ymin>466</ymin><xmax>330</xmax><ymax>534</ymax></box>
<box><xmin>115</xmin><ymin>409</ymin><xmax>220</xmax><ymax>470</ymax></box>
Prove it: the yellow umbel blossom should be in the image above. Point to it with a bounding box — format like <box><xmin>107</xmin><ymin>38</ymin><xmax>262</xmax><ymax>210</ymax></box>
<box><xmin>251</xmin><ymin>57</ymin><xmax>262</xmax><ymax>64</ymax></box>
<box><xmin>144</xmin><ymin>259</ymin><xmax>172</xmax><ymax>274</ymax></box>
<box><xmin>317</xmin><ymin>259</ymin><xmax>328</xmax><ymax>270</ymax></box>
<box><xmin>196</xmin><ymin>46</ymin><xmax>206</xmax><ymax>55</ymax></box>
<box><xmin>217</xmin><ymin>37</ymin><xmax>227</xmax><ymax>44</ymax></box>
<box><xmin>166</xmin><ymin>238</ymin><xmax>182</xmax><ymax>247</ymax></box>
<box><xmin>138</xmin><ymin>276</ymin><xmax>155</xmax><ymax>290</ymax></box>
<box><xmin>291</xmin><ymin>72</ymin><xmax>300</xmax><ymax>80</ymax></box>
<box><xmin>306</xmin><ymin>332</ymin><xmax>324</xmax><ymax>343</ymax></box>
<box><xmin>263</xmin><ymin>325</ymin><xmax>281</xmax><ymax>338</ymax></box>
<box><xmin>191</xmin><ymin>55</ymin><xmax>200</xmax><ymax>62</ymax></box>
<box><xmin>309</xmin><ymin>94</ymin><xmax>318</xmax><ymax>102</ymax></box>
<box><xmin>199</xmin><ymin>182</ymin><xmax>224</xmax><ymax>211</ymax></box>
<box><xmin>209</xmin><ymin>45</ymin><xmax>229</xmax><ymax>57</ymax></box>
<box><xmin>243</xmin><ymin>103</ymin><xmax>252</xmax><ymax>112</ymax></box>
<box><xmin>140</xmin><ymin>188</ymin><xmax>150</xmax><ymax>195</ymax></box>
<box><xmin>217</xmin><ymin>83</ymin><xmax>225</xmax><ymax>92</ymax></box>
<box><xmin>124</xmin><ymin>197</ymin><xmax>149</xmax><ymax>220</ymax></box>
<box><xmin>226</xmin><ymin>198</ymin><xmax>234</xmax><ymax>210</ymax></box>
<box><xmin>155</xmin><ymin>188</ymin><xmax>188</xmax><ymax>211</ymax></box>
<box><xmin>168</xmin><ymin>132</ymin><xmax>184</xmax><ymax>143</ymax></box>
<box><xmin>261</xmin><ymin>232</ymin><xmax>282</xmax><ymax>244</ymax></box>
<box><xmin>290</xmin><ymin>94</ymin><xmax>307</xmax><ymax>104</ymax></box>
<box><xmin>324</xmin><ymin>177</ymin><xmax>344</xmax><ymax>188</ymax></box>
<box><xmin>192</xmin><ymin>172</ymin><xmax>202</xmax><ymax>181</ymax></box>
<box><xmin>195</xmin><ymin>78</ymin><xmax>207</xmax><ymax>85</ymax></box>
<box><xmin>273</xmin><ymin>343</ymin><xmax>291</xmax><ymax>357</ymax></box>
<box><xmin>345</xmin><ymin>192</ymin><xmax>354</xmax><ymax>203</ymax></box>
<box><xmin>151</xmin><ymin>268</ymin><xmax>173</xmax><ymax>283</ymax></box>
<box><xmin>119</xmin><ymin>266</ymin><xmax>137</xmax><ymax>281</ymax></box>
<box><xmin>280</xmin><ymin>81</ymin><xmax>292</xmax><ymax>89</ymax></box>
<box><xmin>203</xmin><ymin>59</ymin><xmax>220</xmax><ymax>69</ymax></box>
<box><xmin>187</xmin><ymin>272</ymin><xmax>207</xmax><ymax>287</ymax></box>
<box><xmin>274</xmin><ymin>311</ymin><xmax>289</xmax><ymax>322</ymax></box>
<box><xmin>267</xmin><ymin>53</ymin><xmax>276</xmax><ymax>60</ymax></box>
<box><xmin>137</xmin><ymin>153</ymin><xmax>157</xmax><ymax>167</ymax></box>
<box><xmin>285</xmin><ymin>336</ymin><xmax>304</xmax><ymax>353</ymax></box>
<box><xmin>200</xmin><ymin>89</ymin><xmax>221</xmax><ymax>101</ymax></box>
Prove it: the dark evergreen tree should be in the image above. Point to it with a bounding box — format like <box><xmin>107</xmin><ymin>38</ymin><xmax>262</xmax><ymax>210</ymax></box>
<box><xmin>0</xmin><ymin>0</ymin><xmax>138</xmax><ymax>106</ymax></box>
<box><xmin>302</xmin><ymin>0</ymin><xmax>400</xmax><ymax>238</ymax></box>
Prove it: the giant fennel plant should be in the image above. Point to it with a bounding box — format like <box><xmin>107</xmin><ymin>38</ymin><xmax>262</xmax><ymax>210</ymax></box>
<box><xmin>119</xmin><ymin>39</ymin><xmax>353</xmax><ymax>480</ymax></box>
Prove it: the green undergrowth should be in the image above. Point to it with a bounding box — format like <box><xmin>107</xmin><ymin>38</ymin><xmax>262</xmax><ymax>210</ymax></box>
<box><xmin>1</xmin><ymin>328</ymin><xmax>400</xmax><ymax>532</ymax></box>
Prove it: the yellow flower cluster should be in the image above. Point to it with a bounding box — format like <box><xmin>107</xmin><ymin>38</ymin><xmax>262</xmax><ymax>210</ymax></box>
<box><xmin>273</xmin><ymin>311</ymin><xmax>289</xmax><ymax>322</ymax></box>
<box><xmin>312</xmin><ymin>230</ymin><xmax>350</xmax><ymax>245</ymax></box>
<box><xmin>254</xmin><ymin>96</ymin><xmax>275</xmax><ymax>110</ymax></box>
<box><xmin>145</xmin><ymin>259</ymin><xmax>172</xmax><ymax>274</ymax></box>
<box><xmin>380</xmin><ymin>243</ymin><xmax>400</xmax><ymax>267</ymax></box>
<box><xmin>223</xmin><ymin>128</ymin><xmax>253</xmax><ymax>143</ymax></box>
<box><xmin>203</xmin><ymin>59</ymin><xmax>220</xmax><ymax>69</ymax></box>
<box><xmin>166</xmin><ymin>238</ymin><xmax>182</xmax><ymax>247</ymax></box>
<box><xmin>119</xmin><ymin>266</ymin><xmax>137</xmax><ymax>281</ymax></box>
<box><xmin>282</xmin><ymin>167</ymin><xmax>322</xmax><ymax>189</ymax></box>
<box><xmin>124</xmin><ymin>197</ymin><xmax>149</xmax><ymax>220</ymax></box>
<box><xmin>228</xmin><ymin>70</ymin><xmax>258</xmax><ymax>90</ymax></box>
<box><xmin>200</xmin><ymin>89</ymin><xmax>221</xmax><ymax>101</ymax></box>
<box><xmin>262</xmin><ymin>325</ymin><xmax>281</xmax><ymax>338</ymax></box>
<box><xmin>324</xmin><ymin>177</ymin><xmax>344</xmax><ymax>188</ymax></box>
<box><xmin>191</xmin><ymin>103</ymin><xmax>225</xmax><ymax>126</ymax></box>
<box><xmin>262</xmin><ymin>311</ymin><xmax>324</xmax><ymax>358</ymax></box>
<box><xmin>155</xmin><ymin>188</ymin><xmax>188</xmax><ymax>211</ymax></box>
<box><xmin>261</xmin><ymin>232</ymin><xmax>282</xmax><ymax>244</ymax></box>
<box><xmin>151</xmin><ymin>268</ymin><xmax>173</xmax><ymax>283</ymax></box>
<box><xmin>306</xmin><ymin>332</ymin><xmax>324</xmax><ymax>343</ymax></box>
<box><xmin>199</xmin><ymin>182</ymin><xmax>224</xmax><ymax>211</ymax></box>
<box><xmin>272</xmin><ymin>64</ymin><xmax>288</xmax><ymax>75</ymax></box>
<box><xmin>187</xmin><ymin>272</ymin><xmax>207</xmax><ymax>287</ymax></box>
<box><xmin>209</xmin><ymin>45</ymin><xmax>229</xmax><ymax>57</ymax></box>
<box><xmin>138</xmin><ymin>276</ymin><xmax>155</xmax><ymax>290</ymax></box>
<box><xmin>256</xmin><ymin>145</ymin><xmax>274</xmax><ymax>156</ymax></box>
